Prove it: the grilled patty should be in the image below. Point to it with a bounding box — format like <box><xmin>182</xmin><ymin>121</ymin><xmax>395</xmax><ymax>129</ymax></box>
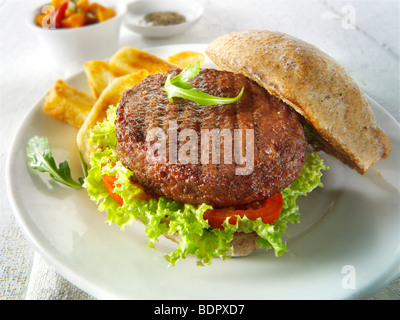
<box><xmin>115</xmin><ymin>68</ymin><xmax>307</xmax><ymax>207</ymax></box>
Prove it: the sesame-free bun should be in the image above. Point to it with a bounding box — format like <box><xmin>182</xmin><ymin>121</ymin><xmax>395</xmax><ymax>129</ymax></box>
<box><xmin>206</xmin><ymin>30</ymin><xmax>391</xmax><ymax>174</ymax></box>
<box><xmin>164</xmin><ymin>228</ymin><xmax>260</xmax><ymax>257</ymax></box>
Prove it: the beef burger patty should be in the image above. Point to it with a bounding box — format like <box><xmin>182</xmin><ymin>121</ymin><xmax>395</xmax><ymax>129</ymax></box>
<box><xmin>115</xmin><ymin>68</ymin><xmax>307</xmax><ymax>207</ymax></box>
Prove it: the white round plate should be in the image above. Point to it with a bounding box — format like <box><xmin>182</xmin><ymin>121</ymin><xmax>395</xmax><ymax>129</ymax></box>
<box><xmin>6</xmin><ymin>44</ymin><xmax>400</xmax><ymax>300</ymax></box>
<box><xmin>123</xmin><ymin>0</ymin><xmax>203</xmax><ymax>38</ymax></box>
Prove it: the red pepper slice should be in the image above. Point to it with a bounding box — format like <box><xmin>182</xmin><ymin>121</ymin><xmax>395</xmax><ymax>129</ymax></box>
<box><xmin>54</xmin><ymin>1</ymin><xmax>69</xmax><ymax>28</ymax></box>
<box><xmin>203</xmin><ymin>193</ymin><xmax>283</xmax><ymax>230</ymax></box>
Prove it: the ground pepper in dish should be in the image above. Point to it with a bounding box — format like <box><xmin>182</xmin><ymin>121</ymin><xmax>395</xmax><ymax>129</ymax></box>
<box><xmin>144</xmin><ymin>11</ymin><xmax>186</xmax><ymax>26</ymax></box>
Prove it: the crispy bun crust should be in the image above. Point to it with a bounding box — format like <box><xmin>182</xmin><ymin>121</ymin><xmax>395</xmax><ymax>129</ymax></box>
<box><xmin>205</xmin><ymin>30</ymin><xmax>391</xmax><ymax>174</ymax></box>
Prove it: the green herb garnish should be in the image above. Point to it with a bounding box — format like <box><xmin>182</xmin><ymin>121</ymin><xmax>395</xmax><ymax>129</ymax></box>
<box><xmin>26</xmin><ymin>136</ymin><xmax>87</xmax><ymax>189</ymax></box>
<box><xmin>164</xmin><ymin>61</ymin><xmax>244</xmax><ymax>106</ymax></box>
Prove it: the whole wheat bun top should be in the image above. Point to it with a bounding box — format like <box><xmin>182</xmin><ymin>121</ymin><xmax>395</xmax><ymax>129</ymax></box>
<box><xmin>205</xmin><ymin>30</ymin><xmax>391</xmax><ymax>174</ymax></box>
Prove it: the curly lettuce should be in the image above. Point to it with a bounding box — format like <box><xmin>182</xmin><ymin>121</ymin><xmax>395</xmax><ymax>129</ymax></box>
<box><xmin>84</xmin><ymin>105</ymin><xmax>328</xmax><ymax>266</ymax></box>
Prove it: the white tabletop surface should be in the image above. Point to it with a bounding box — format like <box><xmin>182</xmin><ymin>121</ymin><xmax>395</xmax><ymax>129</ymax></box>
<box><xmin>1</xmin><ymin>0</ymin><xmax>399</xmax><ymax>300</ymax></box>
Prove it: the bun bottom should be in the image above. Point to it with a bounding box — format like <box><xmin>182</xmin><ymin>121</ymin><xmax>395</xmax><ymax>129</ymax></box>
<box><xmin>134</xmin><ymin>214</ymin><xmax>260</xmax><ymax>258</ymax></box>
<box><xmin>164</xmin><ymin>231</ymin><xmax>260</xmax><ymax>258</ymax></box>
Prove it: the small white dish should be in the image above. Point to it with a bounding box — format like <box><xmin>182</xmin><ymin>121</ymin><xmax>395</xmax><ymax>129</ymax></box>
<box><xmin>27</xmin><ymin>1</ymin><xmax>127</xmax><ymax>66</ymax></box>
<box><xmin>123</xmin><ymin>0</ymin><xmax>203</xmax><ymax>38</ymax></box>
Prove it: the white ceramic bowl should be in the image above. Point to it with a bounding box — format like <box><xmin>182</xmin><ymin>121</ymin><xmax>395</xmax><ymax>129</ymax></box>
<box><xmin>27</xmin><ymin>1</ymin><xmax>127</xmax><ymax>66</ymax></box>
<box><xmin>123</xmin><ymin>0</ymin><xmax>203</xmax><ymax>38</ymax></box>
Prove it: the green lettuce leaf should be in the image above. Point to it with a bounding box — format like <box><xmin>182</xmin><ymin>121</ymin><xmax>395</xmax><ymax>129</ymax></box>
<box><xmin>164</xmin><ymin>61</ymin><xmax>244</xmax><ymax>106</ymax></box>
<box><xmin>84</xmin><ymin>105</ymin><xmax>328</xmax><ymax>266</ymax></box>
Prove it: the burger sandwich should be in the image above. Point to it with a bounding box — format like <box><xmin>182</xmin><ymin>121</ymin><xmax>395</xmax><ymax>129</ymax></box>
<box><xmin>76</xmin><ymin>30</ymin><xmax>391</xmax><ymax>266</ymax></box>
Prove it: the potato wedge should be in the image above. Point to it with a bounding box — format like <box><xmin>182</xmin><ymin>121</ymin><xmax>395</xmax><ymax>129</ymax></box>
<box><xmin>167</xmin><ymin>51</ymin><xmax>205</xmax><ymax>69</ymax></box>
<box><xmin>43</xmin><ymin>79</ymin><xmax>96</xmax><ymax>128</ymax></box>
<box><xmin>77</xmin><ymin>69</ymin><xmax>149</xmax><ymax>164</ymax></box>
<box><xmin>109</xmin><ymin>46</ymin><xmax>174</xmax><ymax>76</ymax></box>
<box><xmin>84</xmin><ymin>60</ymin><xmax>116</xmax><ymax>99</ymax></box>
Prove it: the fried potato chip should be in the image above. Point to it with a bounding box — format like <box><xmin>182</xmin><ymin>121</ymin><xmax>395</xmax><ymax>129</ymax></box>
<box><xmin>167</xmin><ymin>51</ymin><xmax>205</xmax><ymax>69</ymax></box>
<box><xmin>84</xmin><ymin>60</ymin><xmax>116</xmax><ymax>99</ymax></box>
<box><xmin>43</xmin><ymin>79</ymin><xmax>96</xmax><ymax>128</ymax></box>
<box><xmin>109</xmin><ymin>46</ymin><xmax>174</xmax><ymax>77</ymax></box>
<box><xmin>77</xmin><ymin>69</ymin><xmax>149</xmax><ymax>165</ymax></box>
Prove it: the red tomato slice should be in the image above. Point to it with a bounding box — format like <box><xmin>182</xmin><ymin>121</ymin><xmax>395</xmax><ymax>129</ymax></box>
<box><xmin>101</xmin><ymin>173</ymin><xmax>158</xmax><ymax>206</ymax></box>
<box><xmin>101</xmin><ymin>168</ymin><xmax>283</xmax><ymax>229</ymax></box>
<box><xmin>203</xmin><ymin>193</ymin><xmax>283</xmax><ymax>230</ymax></box>
<box><xmin>101</xmin><ymin>173</ymin><xmax>124</xmax><ymax>206</ymax></box>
